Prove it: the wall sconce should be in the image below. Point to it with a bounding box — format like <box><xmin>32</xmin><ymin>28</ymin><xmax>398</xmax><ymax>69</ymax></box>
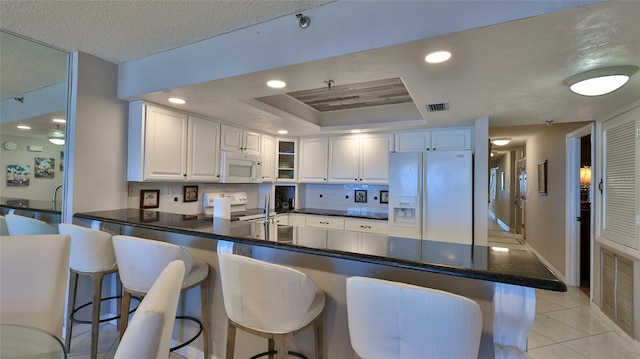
<box><xmin>563</xmin><ymin>65</ymin><xmax>638</xmax><ymax>96</ymax></box>
<box><xmin>579</xmin><ymin>166</ymin><xmax>591</xmax><ymax>188</ymax></box>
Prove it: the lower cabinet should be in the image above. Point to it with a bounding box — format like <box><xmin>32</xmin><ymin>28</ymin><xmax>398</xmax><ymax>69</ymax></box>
<box><xmin>305</xmin><ymin>215</ymin><xmax>345</xmax><ymax>230</ymax></box>
<box><xmin>344</xmin><ymin>218</ymin><xmax>388</xmax><ymax>235</ymax></box>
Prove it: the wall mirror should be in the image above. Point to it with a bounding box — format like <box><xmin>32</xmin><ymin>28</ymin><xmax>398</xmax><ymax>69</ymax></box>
<box><xmin>0</xmin><ymin>30</ymin><xmax>70</xmax><ymax>208</ymax></box>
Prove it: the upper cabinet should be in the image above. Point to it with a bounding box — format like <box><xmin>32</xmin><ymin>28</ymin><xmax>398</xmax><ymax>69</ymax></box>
<box><xmin>261</xmin><ymin>134</ymin><xmax>276</xmax><ymax>182</ymax></box>
<box><xmin>328</xmin><ymin>134</ymin><xmax>391</xmax><ymax>184</ymax></box>
<box><xmin>276</xmin><ymin>138</ymin><xmax>297</xmax><ymax>182</ymax></box>
<box><xmin>128</xmin><ymin>102</ymin><xmax>220</xmax><ymax>182</ymax></box>
<box><xmin>299</xmin><ymin>137</ymin><xmax>329</xmax><ymax>183</ymax></box>
<box><xmin>220</xmin><ymin>123</ymin><xmax>261</xmax><ymax>155</ymax></box>
<box><xmin>394</xmin><ymin>127</ymin><xmax>472</xmax><ymax>152</ymax></box>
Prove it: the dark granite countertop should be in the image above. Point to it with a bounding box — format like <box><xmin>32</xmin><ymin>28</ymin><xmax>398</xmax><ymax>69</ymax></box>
<box><xmin>1</xmin><ymin>197</ymin><xmax>62</xmax><ymax>214</ymax></box>
<box><xmin>291</xmin><ymin>208</ymin><xmax>388</xmax><ymax>220</ymax></box>
<box><xmin>75</xmin><ymin>209</ymin><xmax>566</xmax><ymax>292</ymax></box>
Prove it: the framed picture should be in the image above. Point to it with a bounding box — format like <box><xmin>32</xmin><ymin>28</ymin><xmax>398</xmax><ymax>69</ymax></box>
<box><xmin>140</xmin><ymin>189</ymin><xmax>160</xmax><ymax>208</ymax></box>
<box><xmin>355</xmin><ymin>189</ymin><xmax>367</xmax><ymax>203</ymax></box>
<box><xmin>380</xmin><ymin>190</ymin><xmax>389</xmax><ymax>204</ymax></box>
<box><xmin>183</xmin><ymin>185</ymin><xmax>198</xmax><ymax>202</ymax></box>
<box><xmin>538</xmin><ymin>160</ymin><xmax>547</xmax><ymax>196</ymax></box>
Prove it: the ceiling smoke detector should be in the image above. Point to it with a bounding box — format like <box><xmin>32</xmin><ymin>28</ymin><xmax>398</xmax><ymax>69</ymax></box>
<box><xmin>426</xmin><ymin>102</ymin><xmax>449</xmax><ymax>112</ymax></box>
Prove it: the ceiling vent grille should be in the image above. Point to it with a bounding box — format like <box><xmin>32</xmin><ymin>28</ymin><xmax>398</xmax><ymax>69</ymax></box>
<box><xmin>426</xmin><ymin>102</ymin><xmax>449</xmax><ymax>112</ymax></box>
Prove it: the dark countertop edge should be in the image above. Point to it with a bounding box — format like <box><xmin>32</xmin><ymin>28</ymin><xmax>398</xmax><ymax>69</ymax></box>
<box><xmin>291</xmin><ymin>208</ymin><xmax>388</xmax><ymax>221</ymax></box>
<box><xmin>1</xmin><ymin>203</ymin><xmax>62</xmax><ymax>215</ymax></box>
<box><xmin>74</xmin><ymin>212</ymin><xmax>567</xmax><ymax>292</ymax></box>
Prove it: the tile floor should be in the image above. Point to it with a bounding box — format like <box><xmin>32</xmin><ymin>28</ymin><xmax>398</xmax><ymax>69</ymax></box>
<box><xmin>66</xmin><ymin>228</ymin><xmax>639</xmax><ymax>358</ymax></box>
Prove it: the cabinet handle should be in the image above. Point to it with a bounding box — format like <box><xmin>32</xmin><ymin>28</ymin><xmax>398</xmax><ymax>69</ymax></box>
<box><xmin>354</xmin><ymin>178</ymin><xmax>358</xmax><ymax>181</ymax></box>
<box><xmin>432</xmin><ymin>148</ymin><xmax>436</xmax><ymax>151</ymax></box>
<box><xmin>360</xmin><ymin>225</ymin><xmax>371</xmax><ymax>229</ymax></box>
<box><xmin>183</xmin><ymin>174</ymin><xmax>187</xmax><ymax>177</ymax></box>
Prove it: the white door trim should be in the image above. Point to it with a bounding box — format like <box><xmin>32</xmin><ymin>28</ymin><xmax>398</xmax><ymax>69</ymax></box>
<box><xmin>565</xmin><ymin>124</ymin><xmax>594</xmax><ymax>288</ymax></box>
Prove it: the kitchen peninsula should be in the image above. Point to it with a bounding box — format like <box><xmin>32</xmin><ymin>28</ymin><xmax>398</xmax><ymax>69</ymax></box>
<box><xmin>74</xmin><ymin>208</ymin><xmax>565</xmax><ymax>358</ymax></box>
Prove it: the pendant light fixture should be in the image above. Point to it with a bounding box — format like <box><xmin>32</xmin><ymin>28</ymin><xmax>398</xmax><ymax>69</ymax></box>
<box><xmin>563</xmin><ymin>65</ymin><xmax>638</xmax><ymax>96</ymax></box>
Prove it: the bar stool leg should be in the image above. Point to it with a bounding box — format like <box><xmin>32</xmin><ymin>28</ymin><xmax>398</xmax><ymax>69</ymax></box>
<box><xmin>90</xmin><ymin>272</ymin><xmax>105</xmax><ymax>359</ymax></box>
<box><xmin>314</xmin><ymin>317</ymin><xmax>323</xmax><ymax>359</ymax></box>
<box><xmin>115</xmin><ymin>273</ymin><xmax>122</xmax><ymax>331</ymax></box>
<box><xmin>119</xmin><ymin>290</ymin><xmax>132</xmax><ymax>340</ymax></box>
<box><xmin>65</xmin><ymin>270</ymin><xmax>79</xmax><ymax>352</ymax></box>
<box><xmin>200</xmin><ymin>280</ymin><xmax>210</xmax><ymax>359</ymax></box>
<box><xmin>275</xmin><ymin>333</ymin><xmax>293</xmax><ymax>359</ymax></box>
<box><xmin>225</xmin><ymin>321</ymin><xmax>236</xmax><ymax>359</ymax></box>
<box><xmin>268</xmin><ymin>339</ymin><xmax>275</xmax><ymax>359</ymax></box>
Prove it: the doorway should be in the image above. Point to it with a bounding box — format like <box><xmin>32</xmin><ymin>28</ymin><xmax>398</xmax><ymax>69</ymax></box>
<box><xmin>565</xmin><ymin>124</ymin><xmax>594</xmax><ymax>293</ymax></box>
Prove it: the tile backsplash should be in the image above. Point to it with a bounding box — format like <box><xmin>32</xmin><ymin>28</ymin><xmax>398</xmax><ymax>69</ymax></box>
<box><xmin>301</xmin><ymin>184</ymin><xmax>389</xmax><ymax>214</ymax></box>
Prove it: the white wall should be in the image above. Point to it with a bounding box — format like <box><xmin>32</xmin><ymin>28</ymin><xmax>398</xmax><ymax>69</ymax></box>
<box><xmin>1</xmin><ymin>134</ymin><xmax>64</xmax><ymax>200</ymax></box>
<box><xmin>65</xmin><ymin>51</ymin><xmax>129</xmax><ymax>220</ymax></box>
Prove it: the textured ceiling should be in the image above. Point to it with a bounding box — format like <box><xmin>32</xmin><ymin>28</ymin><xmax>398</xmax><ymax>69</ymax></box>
<box><xmin>0</xmin><ymin>0</ymin><xmax>333</xmax><ymax>64</ymax></box>
<box><xmin>1</xmin><ymin>0</ymin><xmax>639</xmax><ymax>145</ymax></box>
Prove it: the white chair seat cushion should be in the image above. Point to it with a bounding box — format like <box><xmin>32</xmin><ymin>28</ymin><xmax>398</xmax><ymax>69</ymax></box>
<box><xmin>302</xmin><ymin>288</ymin><xmax>325</xmax><ymax>328</ymax></box>
<box><xmin>184</xmin><ymin>260</ymin><xmax>209</xmax><ymax>289</ymax></box>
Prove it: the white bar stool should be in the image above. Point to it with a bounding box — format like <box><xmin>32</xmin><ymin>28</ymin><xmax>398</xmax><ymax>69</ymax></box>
<box><xmin>5</xmin><ymin>214</ymin><xmax>58</xmax><ymax>235</ymax></box>
<box><xmin>112</xmin><ymin>235</ymin><xmax>210</xmax><ymax>359</ymax></box>
<box><xmin>217</xmin><ymin>253</ymin><xmax>325</xmax><ymax>359</ymax></box>
<box><xmin>0</xmin><ymin>215</ymin><xmax>9</xmax><ymax>235</ymax></box>
<box><xmin>58</xmin><ymin>223</ymin><xmax>120</xmax><ymax>359</ymax></box>
<box><xmin>346</xmin><ymin>276</ymin><xmax>483</xmax><ymax>359</ymax></box>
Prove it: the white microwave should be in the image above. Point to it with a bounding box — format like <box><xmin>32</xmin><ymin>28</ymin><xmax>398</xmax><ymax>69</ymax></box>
<box><xmin>220</xmin><ymin>151</ymin><xmax>263</xmax><ymax>183</ymax></box>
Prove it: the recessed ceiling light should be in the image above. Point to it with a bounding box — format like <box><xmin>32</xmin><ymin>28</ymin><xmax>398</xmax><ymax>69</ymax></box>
<box><xmin>52</xmin><ymin>118</ymin><xmax>66</xmax><ymax>123</ymax></box>
<box><xmin>16</xmin><ymin>125</ymin><xmax>31</xmax><ymax>130</ymax></box>
<box><xmin>425</xmin><ymin>51</ymin><xmax>452</xmax><ymax>64</ymax></box>
<box><xmin>351</xmin><ymin>129</ymin><xmax>362</xmax><ymax>134</ymax></box>
<box><xmin>277</xmin><ymin>130</ymin><xmax>288</xmax><ymax>134</ymax></box>
<box><xmin>563</xmin><ymin>65</ymin><xmax>638</xmax><ymax>96</ymax></box>
<box><xmin>168</xmin><ymin>97</ymin><xmax>186</xmax><ymax>104</ymax></box>
<box><xmin>48</xmin><ymin>138</ymin><xmax>65</xmax><ymax>145</ymax></box>
<box><xmin>267</xmin><ymin>80</ymin><xmax>286</xmax><ymax>89</ymax></box>
<box><xmin>491</xmin><ymin>139</ymin><xmax>511</xmax><ymax>146</ymax></box>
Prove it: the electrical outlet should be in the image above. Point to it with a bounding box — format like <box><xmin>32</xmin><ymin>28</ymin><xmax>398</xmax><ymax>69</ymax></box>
<box><xmin>128</xmin><ymin>185</ymin><xmax>135</xmax><ymax>197</ymax></box>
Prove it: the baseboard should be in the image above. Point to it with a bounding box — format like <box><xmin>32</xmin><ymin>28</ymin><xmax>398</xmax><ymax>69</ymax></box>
<box><xmin>522</xmin><ymin>242</ymin><xmax>568</xmax><ymax>284</ymax></box>
<box><xmin>589</xmin><ymin>302</ymin><xmax>640</xmax><ymax>352</ymax></box>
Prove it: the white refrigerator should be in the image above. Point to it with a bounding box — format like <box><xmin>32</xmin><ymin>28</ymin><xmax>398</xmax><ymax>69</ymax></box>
<box><xmin>388</xmin><ymin>151</ymin><xmax>473</xmax><ymax>244</ymax></box>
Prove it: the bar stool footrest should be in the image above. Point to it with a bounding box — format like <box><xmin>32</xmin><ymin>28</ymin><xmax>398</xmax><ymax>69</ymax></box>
<box><xmin>249</xmin><ymin>350</ymin><xmax>308</xmax><ymax>359</ymax></box>
<box><xmin>170</xmin><ymin>316</ymin><xmax>203</xmax><ymax>352</ymax></box>
<box><xmin>71</xmin><ymin>296</ymin><xmax>140</xmax><ymax>324</ymax></box>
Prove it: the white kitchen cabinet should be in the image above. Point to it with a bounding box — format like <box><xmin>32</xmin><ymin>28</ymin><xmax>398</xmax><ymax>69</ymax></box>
<box><xmin>128</xmin><ymin>102</ymin><xmax>220</xmax><ymax>182</ymax></box>
<box><xmin>273</xmin><ymin>214</ymin><xmax>288</xmax><ymax>225</ymax></box>
<box><xmin>187</xmin><ymin>116</ymin><xmax>221</xmax><ymax>182</ymax></box>
<box><xmin>276</xmin><ymin>139</ymin><xmax>297</xmax><ymax>182</ymax></box>
<box><xmin>394</xmin><ymin>127</ymin><xmax>472</xmax><ymax>152</ymax></box>
<box><xmin>394</xmin><ymin>130</ymin><xmax>431</xmax><ymax>152</ymax></box>
<box><xmin>298</xmin><ymin>137</ymin><xmax>328</xmax><ymax>183</ymax></box>
<box><xmin>328</xmin><ymin>134</ymin><xmax>391</xmax><ymax>184</ymax></box>
<box><xmin>220</xmin><ymin>123</ymin><xmax>261</xmax><ymax>155</ymax></box>
<box><xmin>344</xmin><ymin>218</ymin><xmax>388</xmax><ymax>235</ymax></box>
<box><xmin>431</xmin><ymin>127</ymin><xmax>473</xmax><ymax>151</ymax></box>
<box><xmin>288</xmin><ymin>213</ymin><xmax>306</xmax><ymax>227</ymax></box>
<box><xmin>261</xmin><ymin>134</ymin><xmax>276</xmax><ymax>182</ymax></box>
<box><xmin>305</xmin><ymin>215</ymin><xmax>345</xmax><ymax>230</ymax></box>
<box><xmin>327</xmin><ymin>231</ymin><xmax>360</xmax><ymax>252</ymax></box>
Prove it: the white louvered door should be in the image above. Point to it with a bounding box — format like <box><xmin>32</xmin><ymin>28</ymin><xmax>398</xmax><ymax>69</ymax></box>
<box><xmin>601</xmin><ymin>108</ymin><xmax>640</xmax><ymax>250</ymax></box>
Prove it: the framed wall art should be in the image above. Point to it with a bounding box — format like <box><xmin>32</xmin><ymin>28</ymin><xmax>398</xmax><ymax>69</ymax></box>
<box><xmin>538</xmin><ymin>160</ymin><xmax>547</xmax><ymax>196</ymax></box>
<box><xmin>380</xmin><ymin>190</ymin><xmax>389</xmax><ymax>204</ymax></box>
<box><xmin>355</xmin><ymin>189</ymin><xmax>367</xmax><ymax>203</ymax></box>
<box><xmin>183</xmin><ymin>185</ymin><xmax>198</xmax><ymax>202</ymax></box>
<box><xmin>140</xmin><ymin>189</ymin><xmax>160</xmax><ymax>208</ymax></box>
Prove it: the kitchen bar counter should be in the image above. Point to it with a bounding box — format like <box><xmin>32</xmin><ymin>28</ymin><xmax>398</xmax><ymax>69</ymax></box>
<box><xmin>74</xmin><ymin>208</ymin><xmax>564</xmax><ymax>292</ymax></box>
<box><xmin>291</xmin><ymin>207</ymin><xmax>388</xmax><ymax>220</ymax></box>
<box><xmin>1</xmin><ymin>197</ymin><xmax>62</xmax><ymax>214</ymax></box>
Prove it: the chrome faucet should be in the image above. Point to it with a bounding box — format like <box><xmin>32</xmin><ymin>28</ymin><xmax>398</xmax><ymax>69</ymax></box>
<box><xmin>264</xmin><ymin>192</ymin><xmax>270</xmax><ymax>223</ymax></box>
<box><xmin>52</xmin><ymin>184</ymin><xmax>63</xmax><ymax>203</ymax></box>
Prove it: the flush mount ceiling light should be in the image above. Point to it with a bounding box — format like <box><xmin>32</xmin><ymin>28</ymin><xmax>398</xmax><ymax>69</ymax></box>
<box><xmin>563</xmin><ymin>65</ymin><xmax>638</xmax><ymax>96</ymax></box>
<box><xmin>16</xmin><ymin>125</ymin><xmax>31</xmax><ymax>130</ymax></box>
<box><xmin>277</xmin><ymin>130</ymin><xmax>288</xmax><ymax>134</ymax></box>
<box><xmin>351</xmin><ymin>129</ymin><xmax>362</xmax><ymax>134</ymax></box>
<box><xmin>48</xmin><ymin>138</ymin><xmax>65</xmax><ymax>145</ymax></box>
<box><xmin>425</xmin><ymin>51</ymin><xmax>452</xmax><ymax>64</ymax></box>
<box><xmin>267</xmin><ymin>80</ymin><xmax>287</xmax><ymax>89</ymax></box>
<box><xmin>168</xmin><ymin>97</ymin><xmax>186</xmax><ymax>104</ymax></box>
<box><xmin>52</xmin><ymin>118</ymin><xmax>66</xmax><ymax>123</ymax></box>
<box><xmin>491</xmin><ymin>139</ymin><xmax>511</xmax><ymax>146</ymax></box>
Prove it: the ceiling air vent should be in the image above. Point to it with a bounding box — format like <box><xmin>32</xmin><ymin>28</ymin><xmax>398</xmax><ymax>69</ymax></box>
<box><xmin>426</xmin><ymin>102</ymin><xmax>449</xmax><ymax>112</ymax></box>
